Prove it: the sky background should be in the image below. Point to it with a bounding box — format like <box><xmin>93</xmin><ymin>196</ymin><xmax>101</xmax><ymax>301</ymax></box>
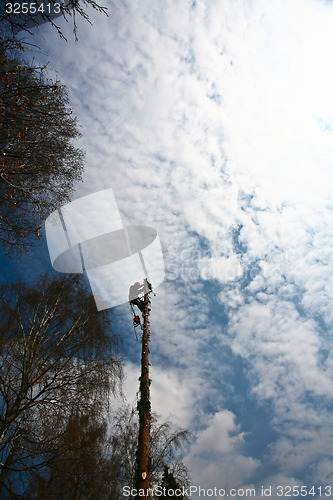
<box><xmin>4</xmin><ymin>0</ymin><xmax>333</xmax><ymax>497</ymax></box>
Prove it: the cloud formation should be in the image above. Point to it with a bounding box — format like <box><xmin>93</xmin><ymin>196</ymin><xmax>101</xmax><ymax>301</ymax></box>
<box><xmin>33</xmin><ymin>0</ymin><xmax>333</xmax><ymax>493</ymax></box>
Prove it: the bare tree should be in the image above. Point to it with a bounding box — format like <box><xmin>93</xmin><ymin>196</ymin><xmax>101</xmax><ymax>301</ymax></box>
<box><xmin>0</xmin><ymin>46</ymin><xmax>84</xmax><ymax>256</ymax></box>
<box><xmin>27</xmin><ymin>404</ymin><xmax>191</xmax><ymax>499</ymax></box>
<box><xmin>107</xmin><ymin>405</ymin><xmax>192</xmax><ymax>499</ymax></box>
<box><xmin>0</xmin><ymin>273</ymin><xmax>122</xmax><ymax>497</ymax></box>
<box><xmin>27</xmin><ymin>411</ymin><xmax>116</xmax><ymax>500</ymax></box>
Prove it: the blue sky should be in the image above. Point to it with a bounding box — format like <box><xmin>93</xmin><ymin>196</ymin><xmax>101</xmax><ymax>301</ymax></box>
<box><xmin>4</xmin><ymin>0</ymin><xmax>333</xmax><ymax>497</ymax></box>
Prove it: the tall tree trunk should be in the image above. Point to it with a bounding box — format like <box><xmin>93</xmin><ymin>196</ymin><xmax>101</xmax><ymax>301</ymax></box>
<box><xmin>136</xmin><ymin>284</ymin><xmax>151</xmax><ymax>498</ymax></box>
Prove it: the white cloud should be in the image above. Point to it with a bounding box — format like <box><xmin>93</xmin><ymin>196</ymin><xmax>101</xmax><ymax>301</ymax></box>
<box><xmin>228</xmin><ymin>298</ymin><xmax>333</xmax><ymax>400</ymax></box>
<box><xmin>185</xmin><ymin>410</ymin><xmax>259</xmax><ymax>492</ymax></box>
<box><xmin>220</xmin><ymin>0</ymin><xmax>333</xmax><ymax>207</ymax></box>
<box><xmin>192</xmin><ymin>410</ymin><xmax>245</xmax><ymax>454</ymax></box>
<box><xmin>226</xmin><ymin>295</ymin><xmax>333</xmax><ymax>483</ymax></box>
<box><xmin>120</xmin><ymin>361</ymin><xmax>195</xmax><ymax>428</ymax></box>
<box><xmin>199</xmin><ymin>254</ymin><xmax>243</xmax><ymax>283</ymax></box>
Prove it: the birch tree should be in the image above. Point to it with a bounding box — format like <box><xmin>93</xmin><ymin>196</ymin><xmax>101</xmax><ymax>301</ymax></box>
<box><xmin>0</xmin><ymin>273</ymin><xmax>122</xmax><ymax>497</ymax></box>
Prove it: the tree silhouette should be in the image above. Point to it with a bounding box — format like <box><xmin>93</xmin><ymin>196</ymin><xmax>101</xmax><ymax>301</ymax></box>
<box><xmin>27</xmin><ymin>403</ymin><xmax>191</xmax><ymax>499</ymax></box>
<box><xmin>0</xmin><ymin>273</ymin><xmax>122</xmax><ymax>497</ymax></box>
<box><xmin>0</xmin><ymin>46</ymin><xmax>84</xmax><ymax>256</ymax></box>
<box><xmin>27</xmin><ymin>411</ymin><xmax>116</xmax><ymax>500</ymax></box>
<box><xmin>159</xmin><ymin>466</ymin><xmax>186</xmax><ymax>500</ymax></box>
<box><xmin>106</xmin><ymin>405</ymin><xmax>191</xmax><ymax>499</ymax></box>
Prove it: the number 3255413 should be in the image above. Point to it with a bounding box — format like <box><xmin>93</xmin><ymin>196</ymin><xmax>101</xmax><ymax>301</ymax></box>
<box><xmin>5</xmin><ymin>3</ymin><xmax>61</xmax><ymax>14</ymax></box>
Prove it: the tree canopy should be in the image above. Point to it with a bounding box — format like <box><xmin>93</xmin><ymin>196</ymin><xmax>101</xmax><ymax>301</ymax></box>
<box><xmin>106</xmin><ymin>405</ymin><xmax>191</xmax><ymax>499</ymax></box>
<box><xmin>0</xmin><ymin>46</ymin><xmax>84</xmax><ymax>255</ymax></box>
<box><xmin>0</xmin><ymin>273</ymin><xmax>122</xmax><ymax>497</ymax></box>
<box><xmin>27</xmin><ymin>404</ymin><xmax>191</xmax><ymax>500</ymax></box>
